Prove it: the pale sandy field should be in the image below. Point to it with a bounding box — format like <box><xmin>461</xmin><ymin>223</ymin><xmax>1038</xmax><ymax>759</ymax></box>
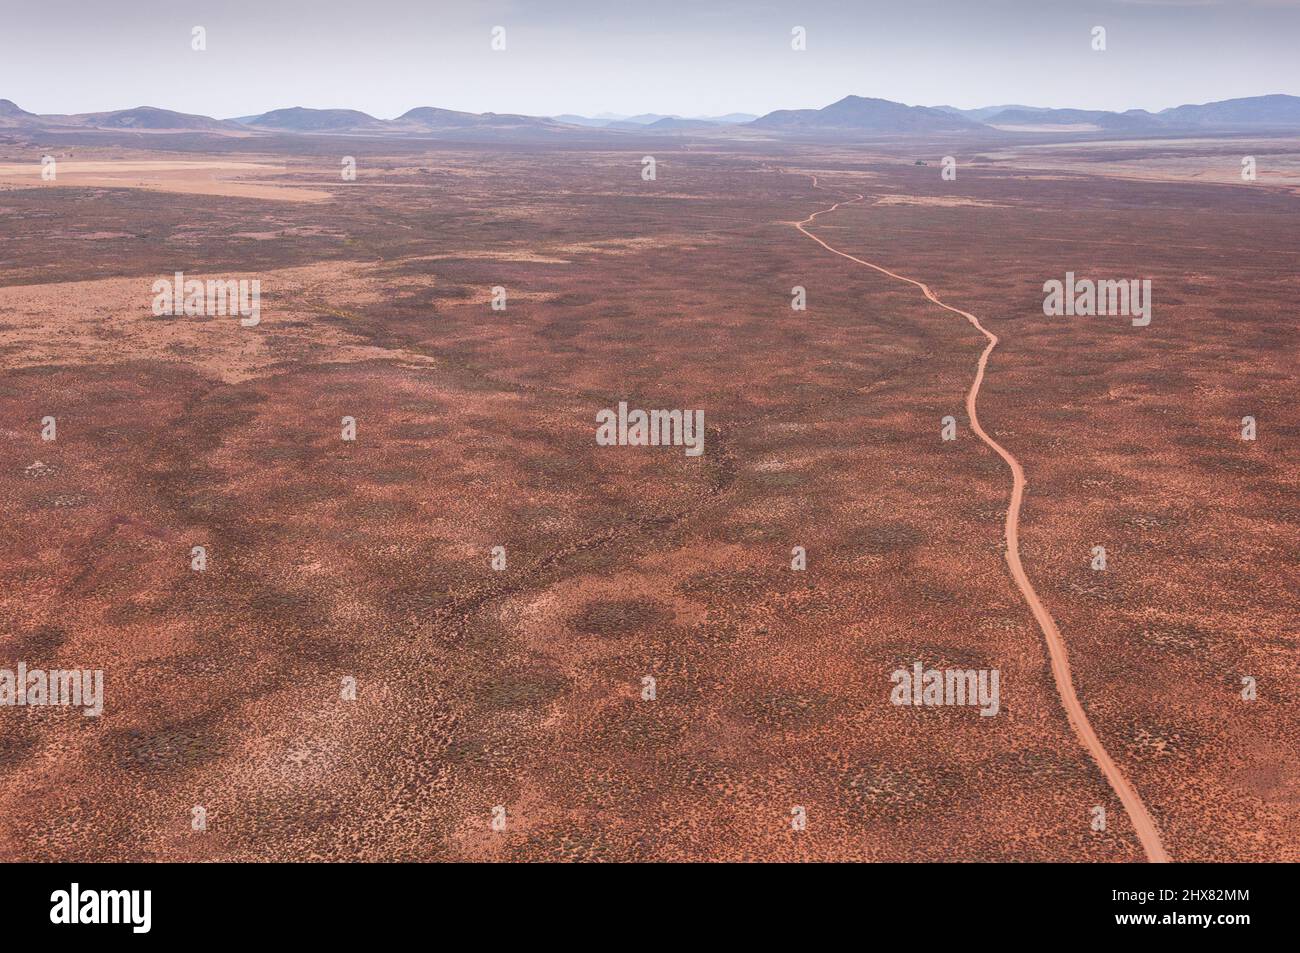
<box><xmin>0</xmin><ymin>159</ymin><xmax>333</xmax><ymax>202</ymax></box>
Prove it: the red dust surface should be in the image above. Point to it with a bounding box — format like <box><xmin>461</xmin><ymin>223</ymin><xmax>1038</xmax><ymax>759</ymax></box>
<box><xmin>0</xmin><ymin>138</ymin><xmax>1295</xmax><ymax>861</ymax></box>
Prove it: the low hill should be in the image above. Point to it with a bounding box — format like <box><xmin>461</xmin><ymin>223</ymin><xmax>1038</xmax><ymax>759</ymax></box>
<box><xmin>74</xmin><ymin>106</ymin><xmax>243</xmax><ymax>132</ymax></box>
<box><xmin>240</xmin><ymin>107</ymin><xmax>389</xmax><ymax>132</ymax></box>
<box><xmin>1159</xmin><ymin>94</ymin><xmax>1300</xmax><ymax>126</ymax></box>
<box><xmin>750</xmin><ymin>96</ymin><xmax>980</xmax><ymax>133</ymax></box>
<box><xmin>396</xmin><ymin>107</ymin><xmax>564</xmax><ymax>132</ymax></box>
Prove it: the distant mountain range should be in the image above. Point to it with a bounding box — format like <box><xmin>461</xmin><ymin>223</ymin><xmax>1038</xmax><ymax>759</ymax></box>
<box><xmin>952</xmin><ymin>106</ymin><xmax>1162</xmax><ymax>132</ymax></box>
<box><xmin>937</xmin><ymin>94</ymin><xmax>1300</xmax><ymax>132</ymax></box>
<box><xmin>240</xmin><ymin>105</ymin><xmax>568</xmax><ymax>134</ymax></box>
<box><xmin>555</xmin><ymin>112</ymin><xmax>759</xmax><ymax>128</ymax></box>
<box><xmin>4</xmin><ymin>94</ymin><xmax>1299</xmax><ymax>139</ymax></box>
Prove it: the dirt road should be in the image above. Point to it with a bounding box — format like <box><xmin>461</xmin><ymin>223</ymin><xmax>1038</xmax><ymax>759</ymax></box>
<box><xmin>788</xmin><ymin>172</ymin><xmax>1171</xmax><ymax>863</ymax></box>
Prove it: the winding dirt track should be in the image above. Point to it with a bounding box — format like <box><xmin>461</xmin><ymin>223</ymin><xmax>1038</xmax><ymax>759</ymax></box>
<box><xmin>788</xmin><ymin>172</ymin><xmax>1170</xmax><ymax>863</ymax></box>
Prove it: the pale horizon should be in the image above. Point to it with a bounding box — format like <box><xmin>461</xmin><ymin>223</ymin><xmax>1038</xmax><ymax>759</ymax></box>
<box><xmin>4</xmin><ymin>0</ymin><xmax>1298</xmax><ymax>119</ymax></box>
<box><xmin>6</xmin><ymin>90</ymin><xmax>1300</xmax><ymax>124</ymax></box>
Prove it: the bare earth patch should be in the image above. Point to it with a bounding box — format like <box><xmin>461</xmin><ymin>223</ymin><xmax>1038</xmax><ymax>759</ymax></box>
<box><xmin>0</xmin><ymin>261</ymin><xmax>437</xmax><ymax>383</ymax></box>
<box><xmin>0</xmin><ymin>160</ymin><xmax>333</xmax><ymax>203</ymax></box>
<box><xmin>873</xmin><ymin>194</ymin><xmax>1012</xmax><ymax>208</ymax></box>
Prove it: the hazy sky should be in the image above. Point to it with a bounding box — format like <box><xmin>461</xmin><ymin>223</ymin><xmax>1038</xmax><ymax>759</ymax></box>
<box><xmin>3</xmin><ymin>0</ymin><xmax>1298</xmax><ymax>118</ymax></box>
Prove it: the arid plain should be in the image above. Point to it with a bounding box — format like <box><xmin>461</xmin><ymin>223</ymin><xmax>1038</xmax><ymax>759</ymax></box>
<box><xmin>1</xmin><ymin>129</ymin><xmax>1296</xmax><ymax>861</ymax></box>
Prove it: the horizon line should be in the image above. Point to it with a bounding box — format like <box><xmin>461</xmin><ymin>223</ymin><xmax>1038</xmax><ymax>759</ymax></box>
<box><xmin>7</xmin><ymin>91</ymin><xmax>1299</xmax><ymax>124</ymax></box>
